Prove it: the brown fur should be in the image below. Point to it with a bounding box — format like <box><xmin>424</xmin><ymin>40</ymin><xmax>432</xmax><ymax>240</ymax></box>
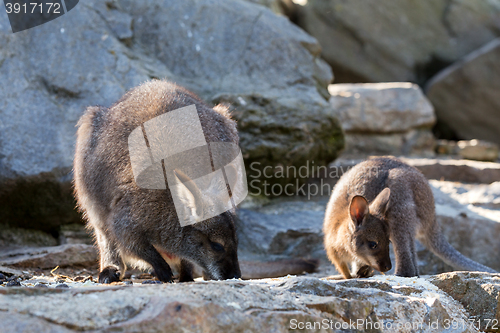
<box><xmin>324</xmin><ymin>157</ymin><xmax>496</xmax><ymax>278</ymax></box>
<box><xmin>74</xmin><ymin>80</ymin><xmax>241</xmax><ymax>283</ymax></box>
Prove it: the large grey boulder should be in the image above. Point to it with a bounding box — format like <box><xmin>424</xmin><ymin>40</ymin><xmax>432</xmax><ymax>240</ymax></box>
<box><xmin>298</xmin><ymin>0</ymin><xmax>500</xmax><ymax>83</ymax></box>
<box><xmin>0</xmin><ymin>0</ymin><xmax>343</xmax><ymax>230</ymax></box>
<box><xmin>329</xmin><ymin>83</ymin><xmax>436</xmax><ymax>156</ymax></box>
<box><xmin>426</xmin><ymin>39</ymin><xmax>500</xmax><ymax>145</ymax></box>
<box><xmin>119</xmin><ymin>0</ymin><xmax>343</xmax><ymax>175</ymax></box>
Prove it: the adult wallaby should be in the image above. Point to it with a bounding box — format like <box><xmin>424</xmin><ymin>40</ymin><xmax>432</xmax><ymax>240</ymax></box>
<box><xmin>74</xmin><ymin>80</ymin><xmax>318</xmax><ymax>283</ymax></box>
<box><xmin>74</xmin><ymin>80</ymin><xmax>243</xmax><ymax>283</ymax></box>
<box><xmin>323</xmin><ymin>157</ymin><xmax>496</xmax><ymax>278</ymax></box>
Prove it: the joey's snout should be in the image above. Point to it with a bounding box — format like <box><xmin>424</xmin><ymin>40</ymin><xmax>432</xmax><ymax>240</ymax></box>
<box><xmin>377</xmin><ymin>260</ymin><xmax>392</xmax><ymax>273</ymax></box>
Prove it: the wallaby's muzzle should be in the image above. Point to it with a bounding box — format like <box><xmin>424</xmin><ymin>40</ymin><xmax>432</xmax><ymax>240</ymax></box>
<box><xmin>202</xmin><ymin>251</ymin><xmax>241</xmax><ymax>280</ymax></box>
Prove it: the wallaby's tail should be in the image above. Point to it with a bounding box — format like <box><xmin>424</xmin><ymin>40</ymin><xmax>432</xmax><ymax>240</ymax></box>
<box><xmin>240</xmin><ymin>259</ymin><xmax>319</xmax><ymax>280</ymax></box>
<box><xmin>423</xmin><ymin>232</ymin><xmax>497</xmax><ymax>273</ymax></box>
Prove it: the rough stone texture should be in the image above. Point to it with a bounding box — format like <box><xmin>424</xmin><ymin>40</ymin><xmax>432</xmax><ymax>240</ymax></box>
<box><xmin>429</xmin><ymin>272</ymin><xmax>500</xmax><ymax>332</ymax></box>
<box><xmin>0</xmin><ymin>244</ymin><xmax>98</xmax><ymax>269</ymax></box>
<box><xmin>426</xmin><ymin>39</ymin><xmax>500</xmax><ymax>145</ymax></box>
<box><xmin>0</xmin><ymin>312</ymin><xmax>74</xmax><ymax>333</ymax></box>
<box><xmin>59</xmin><ymin>224</ymin><xmax>93</xmax><ymax>245</ymax></box>
<box><xmin>0</xmin><ymin>274</ymin><xmax>489</xmax><ymax>332</ymax></box>
<box><xmin>329</xmin><ymin>83</ymin><xmax>436</xmax><ymax>156</ymax></box>
<box><xmin>245</xmin><ymin>0</ymin><xmax>284</xmax><ymax>13</ymax></box>
<box><xmin>437</xmin><ymin>181</ymin><xmax>500</xmax><ymax>210</ymax></box>
<box><xmin>457</xmin><ymin>140</ymin><xmax>499</xmax><ymax>162</ymax></box>
<box><xmin>0</xmin><ymin>225</ymin><xmax>57</xmax><ymax>249</ymax></box>
<box><xmin>329</xmin><ymin>83</ymin><xmax>435</xmax><ymax>132</ymax></box>
<box><xmin>343</xmin><ymin>129</ymin><xmax>436</xmax><ymax>157</ymax></box>
<box><xmin>404</xmin><ymin>157</ymin><xmax>500</xmax><ymax>184</ymax></box>
<box><xmin>299</xmin><ymin>0</ymin><xmax>500</xmax><ymax>83</ymax></box>
<box><xmin>237</xmin><ymin>198</ymin><xmax>327</xmax><ymax>261</ymax></box>
<box><xmin>0</xmin><ymin>0</ymin><xmax>343</xmax><ymax>230</ymax></box>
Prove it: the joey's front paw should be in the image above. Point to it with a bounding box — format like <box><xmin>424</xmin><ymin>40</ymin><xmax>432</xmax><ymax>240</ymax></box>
<box><xmin>99</xmin><ymin>266</ymin><xmax>121</xmax><ymax>284</ymax></box>
<box><xmin>355</xmin><ymin>265</ymin><xmax>374</xmax><ymax>278</ymax></box>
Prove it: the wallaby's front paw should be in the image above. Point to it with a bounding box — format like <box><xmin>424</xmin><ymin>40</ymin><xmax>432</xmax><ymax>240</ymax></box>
<box><xmin>355</xmin><ymin>265</ymin><xmax>374</xmax><ymax>278</ymax></box>
<box><xmin>152</xmin><ymin>269</ymin><xmax>173</xmax><ymax>283</ymax></box>
<box><xmin>99</xmin><ymin>266</ymin><xmax>121</xmax><ymax>284</ymax></box>
<box><xmin>178</xmin><ymin>272</ymin><xmax>194</xmax><ymax>283</ymax></box>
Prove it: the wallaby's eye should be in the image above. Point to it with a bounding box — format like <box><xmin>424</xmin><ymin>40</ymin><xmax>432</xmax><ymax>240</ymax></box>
<box><xmin>210</xmin><ymin>242</ymin><xmax>225</xmax><ymax>252</ymax></box>
<box><xmin>368</xmin><ymin>241</ymin><xmax>378</xmax><ymax>249</ymax></box>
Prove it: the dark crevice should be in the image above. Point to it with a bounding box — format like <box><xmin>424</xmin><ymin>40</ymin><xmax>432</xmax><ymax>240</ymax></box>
<box><xmin>432</xmin><ymin>119</ymin><xmax>461</xmax><ymax>141</ymax></box>
<box><xmin>0</xmin><ymin>173</ymin><xmax>83</xmax><ymax>237</ymax></box>
<box><xmin>415</xmin><ymin>55</ymin><xmax>453</xmax><ymax>87</ymax></box>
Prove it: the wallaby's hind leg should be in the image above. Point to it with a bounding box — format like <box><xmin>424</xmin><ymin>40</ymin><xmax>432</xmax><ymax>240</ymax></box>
<box><xmin>94</xmin><ymin>228</ymin><xmax>123</xmax><ymax>284</ymax></box>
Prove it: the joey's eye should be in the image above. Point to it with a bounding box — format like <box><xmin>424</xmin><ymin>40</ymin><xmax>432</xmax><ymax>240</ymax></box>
<box><xmin>368</xmin><ymin>241</ymin><xmax>378</xmax><ymax>249</ymax></box>
<box><xmin>210</xmin><ymin>242</ymin><xmax>224</xmax><ymax>252</ymax></box>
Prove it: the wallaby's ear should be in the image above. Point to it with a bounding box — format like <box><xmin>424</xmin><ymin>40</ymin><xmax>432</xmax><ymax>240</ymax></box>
<box><xmin>173</xmin><ymin>169</ymin><xmax>203</xmax><ymax>217</ymax></box>
<box><xmin>349</xmin><ymin>195</ymin><xmax>369</xmax><ymax>227</ymax></box>
<box><xmin>370</xmin><ymin>188</ymin><xmax>391</xmax><ymax>216</ymax></box>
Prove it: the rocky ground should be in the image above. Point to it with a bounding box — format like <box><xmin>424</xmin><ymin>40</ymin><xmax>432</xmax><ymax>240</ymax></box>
<box><xmin>1</xmin><ymin>157</ymin><xmax>499</xmax><ymax>332</ymax></box>
<box><xmin>1</xmin><ymin>272</ymin><xmax>500</xmax><ymax>333</ymax></box>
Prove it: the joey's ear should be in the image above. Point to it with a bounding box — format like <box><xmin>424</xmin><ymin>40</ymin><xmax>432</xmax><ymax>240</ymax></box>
<box><xmin>173</xmin><ymin>169</ymin><xmax>203</xmax><ymax>217</ymax></box>
<box><xmin>349</xmin><ymin>196</ymin><xmax>369</xmax><ymax>227</ymax></box>
<box><xmin>370</xmin><ymin>188</ymin><xmax>391</xmax><ymax>216</ymax></box>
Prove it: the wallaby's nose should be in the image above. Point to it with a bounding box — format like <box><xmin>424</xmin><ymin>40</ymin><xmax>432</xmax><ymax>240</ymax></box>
<box><xmin>381</xmin><ymin>261</ymin><xmax>392</xmax><ymax>272</ymax></box>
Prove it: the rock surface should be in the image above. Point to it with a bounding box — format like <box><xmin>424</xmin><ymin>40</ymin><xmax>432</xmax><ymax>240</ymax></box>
<box><xmin>404</xmin><ymin>157</ymin><xmax>500</xmax><ymax>184</ymax></box>
<box><xmin>426</xmin><ymin>39</ymin><xmax>500</xmax><ymax>145</ymax></box>
<box><xmin>237</xmin><ymin>198</ymin><xmax>327</xmax><ymax>261</ymax></box>
<box><xmin>298</xmin><ymin>0</ymin><xmax>500</xmax><ymax>83</ymax></box>
<box><xmin>0</xmin><ymin>225</ymin><xmax>57</xmax><ymax>250</ymax></box>
<box><xmin>0</xmin><ymin>0</ymin><xmax>343</xmax><ymax>230</ymax></box>
<box><xmin>328</xmin><ymin>83</ymin><xmax>436</xmax><ymax>156</ymax></box>
<box><xmin>0</xmin><ymin>244</ymin><xmax>97</xmax><ymax>269</ymax></box>
<box><xmin>457</xmin><ymin>140</ymin><xmax>499</xmax><ymax>162</ymax></box>
<box><xmin>1</xmin><ymin>273</ymin><xmax>496</xmax><ymax>332</ymax></box>
<box><xmin>429</xmin><ymin>272</ymin><xmax>500</xmax><ymax>332</ymax></box>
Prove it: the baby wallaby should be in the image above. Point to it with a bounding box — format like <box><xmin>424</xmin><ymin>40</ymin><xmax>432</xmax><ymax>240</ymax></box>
<box><xmin>74</xmin><ymin>80</ymin><xmax>242</xmax><ymax>283</ymax></box>
<box><xmin>324</xmin><ymin>157</ymin><xmax>497</xmax><ymax>278</ymax></box>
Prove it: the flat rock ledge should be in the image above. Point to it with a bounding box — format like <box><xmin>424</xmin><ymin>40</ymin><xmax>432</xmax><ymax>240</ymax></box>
<box><xmin>1</xmin><ymin>272</ymin><xmax>499</xmax><ymax>332</ymax></box>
